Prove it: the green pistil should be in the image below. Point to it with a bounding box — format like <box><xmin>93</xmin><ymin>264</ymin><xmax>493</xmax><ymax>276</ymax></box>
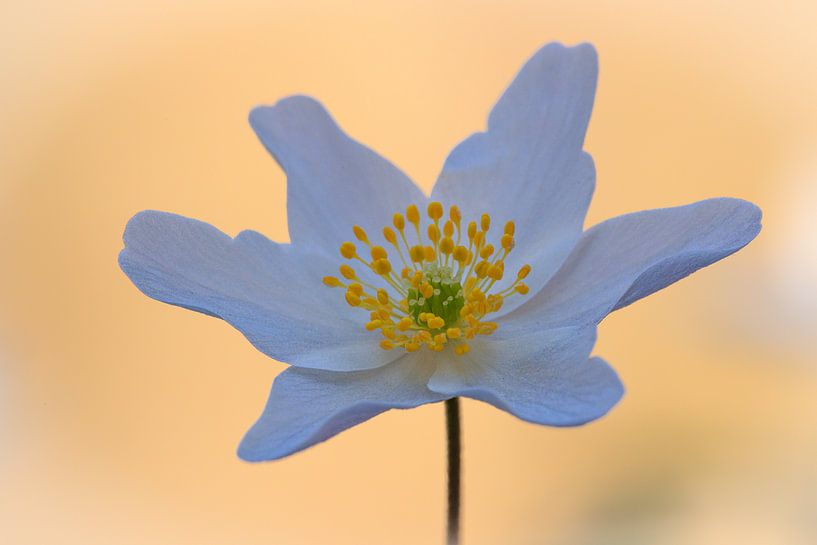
<box><xmin>407</xmin><ymin>266</ymin><xmax>465</xmax><ymax>328</ymax></box>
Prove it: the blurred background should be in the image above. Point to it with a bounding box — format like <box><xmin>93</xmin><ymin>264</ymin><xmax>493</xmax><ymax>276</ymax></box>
<box><xmin>2</xmin><ymin>1</ymin><xmax>816</xmax><ymax>543</ymax></box>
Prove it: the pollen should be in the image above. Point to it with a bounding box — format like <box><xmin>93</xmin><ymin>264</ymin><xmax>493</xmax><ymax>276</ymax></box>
<box><xmin>326</xmin><ymin>202</ymin><xmax>532</xmax><ymax>356</ymax></box>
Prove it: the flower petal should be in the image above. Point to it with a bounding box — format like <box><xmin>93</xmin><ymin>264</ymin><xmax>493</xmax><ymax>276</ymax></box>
<box><xmin>509</xmin><ymin>198</ymin><xmax>762</xmax><ymax>329</ymax></box>
<box><xmin>119</xmin><ymin>211</ymin><xmax>400</xmax><ymax>371</ymax></box>
<box><xmin>250</xmin><ymin>96</ymin><xmax>427</xmax><ymax>254</ymax></box>
<box><xmin>431</xmin><ymin>43</ymin><xmax>598</xmax><ymax>313</ymax></box>
<box><xmin>427</xmin><ymin>326</ymin><xmax>622</xmax><ymax>426</ymax></box>
<box><xmin>238</xmin><ymin>352</ymin><xmax>445</xmax><ymax>461</ymax></box>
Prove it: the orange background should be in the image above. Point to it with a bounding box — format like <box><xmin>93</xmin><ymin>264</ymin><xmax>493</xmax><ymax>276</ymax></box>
<box><xmin>2</xmin><ymin>1</ymin><xmax>816</xmax><ymax>544</ymax></box>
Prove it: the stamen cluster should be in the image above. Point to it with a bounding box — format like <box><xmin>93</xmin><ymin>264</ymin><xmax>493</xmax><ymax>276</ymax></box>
<box><xmin>323</xmin><ymin>202</ymin><xmax>531</xmax><ymax>356</ymax></box>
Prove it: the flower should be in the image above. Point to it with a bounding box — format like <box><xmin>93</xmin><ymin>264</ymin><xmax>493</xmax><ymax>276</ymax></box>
<box><xmin>119</xmin><ymin>42</ymin><xmax>761</xmax><ymax>461</ymax></box>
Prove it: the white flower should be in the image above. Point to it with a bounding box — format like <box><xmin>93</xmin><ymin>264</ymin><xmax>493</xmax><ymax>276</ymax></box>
<box><xmin>119</xmin><ymin>43</ymin><xmax>761</xmax><ymax>461</ymax></box>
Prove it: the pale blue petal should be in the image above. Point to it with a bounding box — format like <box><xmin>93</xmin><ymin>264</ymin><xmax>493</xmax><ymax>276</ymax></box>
<box><xmin>427</xmin><ymin>326</ymin><xmax>622</xmax><ymax>426</ymax></box>
<box><xmin>509</xmin><ymin>198</ymin><xmax>762</xmax><ymax>329</ymax></box>
<box><xmin>119</xmin><ymin>211</ymin><xmax>400</xmax><ymax>371</ymax></box>
<box><xmin>431</xmin><ymin>43</ymin><xmax>598</xmax><ymax>315</ymax></box>
<box><xmin>250</xmin><ymin>96</ymin><xmax>427</xmax><ymax>254</ymax></box>
<box><xmin>238</xmin><ymin>352</ymin><xmax>445</xmax><ymax>461</ymax></box>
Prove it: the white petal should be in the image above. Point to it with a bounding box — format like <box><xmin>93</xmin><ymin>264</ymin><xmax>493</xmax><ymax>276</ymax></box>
<box><xmin>250</xmin><ymin>96</ymin><xmax>427</xmax><ymax>254</ymax></box>
<box><xmin>119</xmin><ymin>211</ymin><xmax>400</xmax><ymax>371</ymax></box>
<box><xmin>507</xmin><ymin>198</ymin><xmax>762</xmax><ymax>329</ymax></box>
<box><xmin>427</xmin><ymin>326</ymin><xmax>623</xmax><ymax>426</ymax></box>
<box><xmin>431</xmin><ymin>43</ymin><xmax>598</xmax><ymax>314</ymax></box>
<box><xmin>238</xmin><ymin>352</ymin><xmax>445</xmax><ymax>461</ymax></box>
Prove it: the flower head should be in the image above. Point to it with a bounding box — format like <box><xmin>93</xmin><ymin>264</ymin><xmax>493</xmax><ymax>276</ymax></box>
<box><xmin>119</xmin><ymin>42</ymin><xmax>761</xmax><ymax>461</ymax></box>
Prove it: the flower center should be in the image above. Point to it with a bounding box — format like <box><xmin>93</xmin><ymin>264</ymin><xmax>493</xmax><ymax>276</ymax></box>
<box><xmin>323</xmin><ymin>202</ymin><xmax>531</xmax><ymax>356</ymax></box>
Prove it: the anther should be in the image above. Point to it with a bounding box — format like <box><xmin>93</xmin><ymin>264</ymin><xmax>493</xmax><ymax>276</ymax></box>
<box><xmin>410</xmin><ymin>245</ymin><xmax>425</xmax><ymax>263</ymax></box>
<box><xmin>427</xmin><ymin>224</ymin><xmax>440</xmax><ymax>243</ymax></box>
<box><xmin>453</xmin><ymin>246</ymin><xmax>469</xmax><ymax>264</ymax></box>
<box><xmin>428</xmin><ymin>202</ymin><xmax>443</xmax><ymax>221</ymax></box>
<box><xmin>450</xmin><ymin>205</ymin><xmax>461</xmax><ymax>225</ymax></box>
<box><xmin>372</xmin><ymin>259</ymin><xmax>392</xmax><ymax>275</ymax></box>
<box><xmin>383</xmin><ymin>227</ymin><xmax>397</xmax><ymax>244</ymax></box>
<box><xmin>371</xmin><ymin>246</ymin><xmax>388</xmax><ymax>260</ymax></box>
<box><xmin>427</xmin><ymin>316</ymin><xmax>445</xmax><ymax>329</ymax></box>
<box><xmin>353</xmin><ymin>226</ymin><xmax>369</xmax><ymax>244</ymax></box>
<box><xmin>406</xmin><ymin>205</ymin><xmax>420</xmax><ymax>226</ymax></box>
<box><xmin>398</xmin><ymin>317</ymin><xmax>413</xmax><ymax>331</ymax></box>
<box><xmin>393</xmin><ymin>213</ymin><xmax>406</xmax><ymax>231</ymax></box>
<box><xmin>454</xmin><ymin>343</ymin><xmax>470</xmax><ymax>356</ymax></box>
<box><xmin>365</xmin><ymin>320</ymin><xmax>382</xmax><ymax>331</ymax></box>
<box><xmin>340</xmin><ymin>242</ymin><xmax>357</xmax><ymax>259</ymax></box>
<box><xmin>339</xmin><ymin>264</ymin><xmax>356</xmax><ymax>280</ymax></box>
<box><xmin>487</xmin><ymin>264</ymin><xmax>503</xmax><ymax>281</ymax></box>
<box><xmin>348</xmin><ymin>283</ymin><xmax>364</xmax><ymax>295</ymax></box>
<box><xmin>323</xmin><ymin>276</ymin><xmax>343</xmax><ymax>287</ymax></box>
<box><xmin>467</xmin><ymin>221</ymin><xmax>477</xmax><ymax>240</ymax></box>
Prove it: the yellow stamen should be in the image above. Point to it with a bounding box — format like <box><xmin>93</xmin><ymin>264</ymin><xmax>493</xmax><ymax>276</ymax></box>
<box><xmin>406</xmin><ymin>204</ymin><xmax>420</xmax><ymax>226</ymax></box>
<box><xmin>450</xmin><ymin>206</ymin><xmax>461</xmax><ymax>226</ymax></box>
<box><xmin>393</xmin><ymin>213</ymin><xmax>406</xmax><ymax>231</ymax></box>
<box><xmin>365</xmin><ymin>320</ymin><xmax>382</xmax><ymax>331</ymax></box>
<box><xmin>326</xmin><ymin>202</ymin><xmax>534</xmax><ymax>355</ymax></box>
<box><xmin>440</xmin><ymin>237</ymin><xmax>454</xmax><ymax>256</ymax></box>
<box><xmin>353</xmin><ymin>225</ymin><xmax>369</xmax><ymax>244</ymax></box>
<box><xmin>339</xmin><ymin>264</ymin><xmax>356</xmax><ymax>280</ymax></box>
<box><xmin>428</xmin><ymin>201</ymin><xmax>443</xmax><ymax>221</ymax></box>
<box><xmin>340</xmin><ymin>242</ymin><xmax>357</xmax><ymax>259</ymax></box>
<box><xmin>453</xmin><ymin>245</ymin><xmax>469</xmax><ymax>264</ymax></box>
<box><xmin>427</xmin><ymin>316</ymin><xmax>445</xmax><ymax>329</ymax></box>
<box><xmin>427</xmin><ymin>223</ymin><xmax>440</xmax><ymax>243</ymax></box>
<box><xmin>323</xmin><ymin>276</ymin><xmax>343</xmax><ymax>287</ymax></box>
<box><xmin>372</xmin><ymin>259</ymin><xmax>392</xmax><ymax>275</ymax></box>
<box><xmin>398</xmin><ymin>317</ymin><xmax>413</xmax><ymax>331</ymax></box>
<box><xmin>371</xmin><ymin>246</ymin><xmax>388</xmax><ymax>260</ymax></box>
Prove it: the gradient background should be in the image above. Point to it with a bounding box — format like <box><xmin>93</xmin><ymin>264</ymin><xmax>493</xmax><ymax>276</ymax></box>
<box><xmin>2</xmin><ymin>1</ymin><xmax>816</xmax><ymax>544</ymax></box>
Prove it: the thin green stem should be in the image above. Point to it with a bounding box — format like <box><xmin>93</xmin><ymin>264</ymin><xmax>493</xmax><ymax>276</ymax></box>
<box><xmin>445</xmin><ymin>397</ymin><xmax>461</xmax><ymax>545</ymax></box>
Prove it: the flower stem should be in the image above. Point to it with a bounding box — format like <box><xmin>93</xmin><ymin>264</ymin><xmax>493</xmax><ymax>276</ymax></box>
<box><xmin>445</xmin><ymin>397</ymin><xmax>461</xmax><ymax>545</ymax></box>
